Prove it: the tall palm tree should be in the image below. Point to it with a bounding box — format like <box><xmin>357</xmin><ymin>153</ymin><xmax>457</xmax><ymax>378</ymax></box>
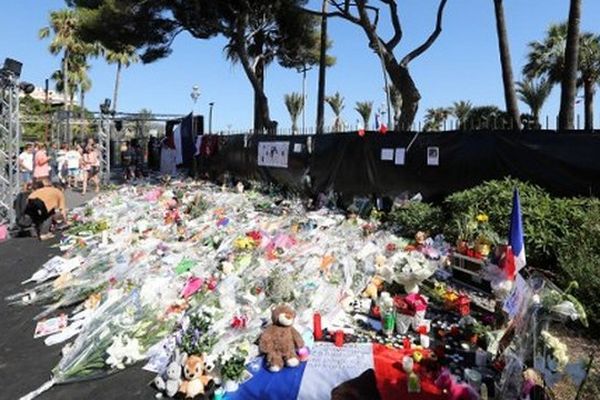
<box><xmin>578</xmin><ymin>33</ymin><xmax>600</xmax><ymax>130</ymax></box>
<box><xmin>516</xmin><ymin>78</ymin><xmax>553</xmax><ymax>125</ymax></box>
<box><xmin>423</xmin><ymin>107</ymin><xmax>452</xmax><ymax>132</ymax></box>
<box><xmin>39</xmin><ymin>9</ymin><xmax>79</xmax><ymax>114</ymax></box>
<box><xmin>492</xmin><ymin>0</ymin><xmax>521</xmax><ymax>130</ymax></box>
<box><xmin>355</xmin><ymin>101</ymin><xmax>373</xmax><ymax>130</ymax></box>
<box><xmin>559</xmin><ymin>0</ymin><xmax>582</xmax><ymax>130</ymax></box>
<box><xmin>284</xmin><ymin>93</ymin><xmax>304</xmax><ymax>135</ymax></box>
<box><xmin>105</xmin><ymin>47</ymin><xmax>139</xmax><ymax>113</ymax></box>
<box><xmin>451</xmin><ymin>100</ymin><xmax>473</xmax><ymax>130</ymax></box>
<box><xmin>326</xmin><ymin>92</ymin><xmax>345</xmax><ymax>132</ymax></box>
<box><xmin>525</xmin><ymin>23</ymin><xmax>600</xmax><ymax>130</ymax></box>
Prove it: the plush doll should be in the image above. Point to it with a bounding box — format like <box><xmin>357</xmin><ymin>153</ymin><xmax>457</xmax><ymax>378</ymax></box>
<box><xmin>435</xmin><ymin>368</ymin><xmax>479</xmax><ymax>400</ymax></box>
<box><xmin>179</xmin><ymin>353</ymin><xmax>214</xmax><ymax>399</ymax></box>
<box><xmin>259</xmin><ymin>304</ymin><xmax>305</xmax><ymax>372</ymax></box>
<box><xmin>361</xmin><ymin>276</ymin><xmax>384</xmax><ymax>300</ymax></box>
<box><xmin>154</xmin><ymin>349</ymin><xmax>183</xmax><ymax>398</ymax></box>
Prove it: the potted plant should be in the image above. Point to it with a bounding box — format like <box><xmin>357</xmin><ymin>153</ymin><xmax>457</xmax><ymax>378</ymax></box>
<box><xmin>452</xmin><ymin>215</ymin><xmax>474</xmax><ymax>254</ymax></box>
<box><xmin>472</xmin><ymin>214</ymin><xmax>499</xmax><ymax>257</ymax></box>
<box><xmin>219</xmin><ymin>349</ymin><xmax>248</xmax><ymax>392</ymax></box>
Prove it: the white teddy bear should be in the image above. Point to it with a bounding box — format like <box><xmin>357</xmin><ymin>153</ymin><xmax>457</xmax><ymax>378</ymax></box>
<box><xmin>154</xmin><ymin>349</ymin><xmax>184</xmax><ymax>398</ymax></box>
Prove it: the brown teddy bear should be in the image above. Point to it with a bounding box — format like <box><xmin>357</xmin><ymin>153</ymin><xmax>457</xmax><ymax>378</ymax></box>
<box><xmin>259</xmin><ymin>304</ymin><xmax>305</xmax><ymax>372</ymax></box>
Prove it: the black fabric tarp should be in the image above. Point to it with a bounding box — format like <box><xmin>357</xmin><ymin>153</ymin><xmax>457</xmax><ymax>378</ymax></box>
<box><xmin>202</xmin><ymin>130</ymin><xmax>600</xmax><ymax>200</ymax></box>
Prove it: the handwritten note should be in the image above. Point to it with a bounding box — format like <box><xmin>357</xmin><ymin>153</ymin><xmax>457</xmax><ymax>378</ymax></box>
<box><xmin>297</xmin><ymin>343</ymin><xmax>373</xmax><ymax>400</ymax></box>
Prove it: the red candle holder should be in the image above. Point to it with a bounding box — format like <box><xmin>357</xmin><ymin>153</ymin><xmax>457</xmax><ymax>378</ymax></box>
<box><xmin>334</xmin><ymin>330</ymin><xmax>344</xmax><ymax>347</ymax></box>
<box><xmin>313</xmin><ymin>312</ymin><xmax>323</xmax><ymax>341</ymax></box>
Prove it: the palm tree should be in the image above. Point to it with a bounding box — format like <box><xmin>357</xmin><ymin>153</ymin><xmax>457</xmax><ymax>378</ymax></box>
<box><xmin>516</xmin><ymin>78</ymin><xmax>553</xmax><ymax>126</ymax></box>
<box><xmin>525</xmin><ymin>23</ymin><xmax>600</xmax><ymax>130</ymax></box>
<box><xmin>559</xmin><ymin>0</ymin><xmax>582</xmax><ymax>130</ymax></box>
<box><xmin>451</xmin><ymin>100</ymin><xmax>473</xmax><ymax>130</ymax></box>
<box><xmin>39</xmin><ymin>9</ymin><xmax>79</xmax><ymax>115</ymax></box>
<box><xmin>355</xmin><ymin>101</ymin><xmax>373</xmax><ymax>130</ymax></box>
<box><xmin>284</xmin><ymin>93</ymin><xmax>304</xmax><ymax>134</ymax></box>
<box><xmin>326</xmin><ymin>92</ymin><xmax>345</xmax><ymax>132</ymax></box>
<box><xmin>423</xmin><ymin>107</ymin><xmax>452</xmax><ymax>132</ymax></box>
<box><xmin>492</xmin><ymin>0</ymin><xmax>521</xmax><ymax>130</ymax></box>
<box><xmin>105</xmin><ymin>47</ymin><xmax>139</xmax><ymax>113</ymax></box>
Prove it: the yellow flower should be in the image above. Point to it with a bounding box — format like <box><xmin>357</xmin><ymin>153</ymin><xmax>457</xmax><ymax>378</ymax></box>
<box><xmin>234</xmin><ymin>236</ymin><xmax>255</xmax><ymax>250</ymax></box>
<box><xmin>476</xmin><ymin>214</ymin><xmax>489</xmax><ymax>223</ymax></box>
<box><xmin>413</xmin><ymin>350</ymin><xmax>423</xmax><ymax>362</ymax></box>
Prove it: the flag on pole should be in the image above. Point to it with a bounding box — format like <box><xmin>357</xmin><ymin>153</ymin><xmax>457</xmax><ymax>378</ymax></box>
<box><xmin>375</xmin><ymin>113</ymin><xmax>388</xmax><ymax>134</ymax></box>
<box><xmin>502</xmin><ymin>188</ymin><xmax>526</xmax><ymax>280</ymax></box>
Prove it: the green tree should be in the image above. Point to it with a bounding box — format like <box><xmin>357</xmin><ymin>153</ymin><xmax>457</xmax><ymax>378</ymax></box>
<box><xmin>516</xmin><ymin>78</ymin><xmax>553</xmax><ymax>125</ymax></box>
<box><xmin>105</xmin><ymin>46</ymin><xmax>139</xmax><ymax>113</ymax></box>
<box><xmin>463</xmin><ymin>105</ymin><xmax>509</xmax><ymax>130</ymax></box>
<box><xmin>355</xmin><ymin>101</ymin><xmax>373</xmax><ymax>130</ymax></box>
<box><xmin>303</xmin><ymin>0</ymin><xmax>449</xmax><ymax>131</ymax></box>
<box><xmin>559</xmin><ymin>0</ymin><xmax>582</xmax><ymax>130</ymax></box>
<box><xmin>284</xmin><ymin>93</ymin><xmax>304</xmax><ymax>134</ymax></box>
<box><xmin>492</xmin><ymin>0</ymin><xmax>521</xmax><ymax>130</ymax></box>
<box><xmin>71</xmin><ymin>0</ymin><xmax>327</xmax><ymax>134</ymax></box>
<box><xmin>423</xmin><ymin>107</ymin><xmax>451</xmax><ymax>132</ymax></box>
<box><xmin>325</xmin><ymin>92</ymin><xmax>345</xmax><ymax>132</ymax></box>
<box><xmin>451</xmin><ymin>100</ymin><xmax>473</xmax><ymax>130</ymax></box>
<box><xmin>524</xmin><ymin>23</ymin><xmax>600</xmax><ymax>130</ymax></box>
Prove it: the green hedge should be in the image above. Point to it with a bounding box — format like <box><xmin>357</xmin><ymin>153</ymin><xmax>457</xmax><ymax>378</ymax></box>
<box><xmin>443</xmin><ymin>178</ymin><xmax>594</xmax><ymax>268</ymax></box>
<box><xmin>387</xmin><ymin>201</ymin><xmax>443</xmax><ymax>238</ymax></box>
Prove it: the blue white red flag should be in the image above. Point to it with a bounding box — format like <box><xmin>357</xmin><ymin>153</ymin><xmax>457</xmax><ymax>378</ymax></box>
<box><xmin>504</xmin><ymin>188</ymin><xmax>526</xmax><ymax>280</ymax></box>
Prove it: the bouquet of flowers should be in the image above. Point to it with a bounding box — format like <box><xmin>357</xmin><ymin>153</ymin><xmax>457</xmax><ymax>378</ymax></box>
<box><xmin>390</xmin><ymin>251</ymin><xmax>438</xmax><ymax>293</ymax></box>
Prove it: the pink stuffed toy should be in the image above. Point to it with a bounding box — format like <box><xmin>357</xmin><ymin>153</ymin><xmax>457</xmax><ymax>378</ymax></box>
<box><xmin>435</xmin><ymin>368</ymin><xmax>479</xmax><ymax>400</ymax></box>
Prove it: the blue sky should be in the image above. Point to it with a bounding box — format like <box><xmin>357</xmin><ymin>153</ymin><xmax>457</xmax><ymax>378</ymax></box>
<box><xmin>1</xmin><ymin>0</ymin><xmax>599</xmax><ymax>132</ymax></box>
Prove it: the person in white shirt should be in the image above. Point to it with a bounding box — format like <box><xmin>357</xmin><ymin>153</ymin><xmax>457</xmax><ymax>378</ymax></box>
<box><xmin>56</xmin><ymin>144</ymin><xmax>68</xmax><ymax>184</ymax></box>
<box><xmin>65</xmin><ymin>145</ymin><xmax>82</xmax><ymax>188</ymax></box>
<box><xmin>18</xmin><ymin>143</ymin><xmax>34</xmax><ymax>191</ymax></box>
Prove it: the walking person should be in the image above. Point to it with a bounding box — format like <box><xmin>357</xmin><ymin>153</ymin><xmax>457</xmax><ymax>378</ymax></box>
<box><xmin>18</xmin><ymin>143</ymin><xmax>34</xmax><ymax>191</ymax></box>
<box><xmin>25</xmin><ymin>181</ymin><xmax>68</xmax><ymax>241</ymax></box>
<box><xmin>56</xmin><ymin>144</ymin><xmax>68</xmax><ymax>185</ymax></box>
<box><xmin>82</xmin><ymin>143</ymin><xmax>100</xmax><ymax>194</ymax></box>
<box><xmin>48</xmin><ymin>143</ymin><xmax>59</xmax><ymax>183</ymax></box>
<box><xmin>65</xmin><ymin>145</ymin><xmax>82</xmax><ymax>189</ymax></box>
<box><xmin>33</xmin><ymin>143</ymin><xmax>51</xmax><ymax>185</ymax></box>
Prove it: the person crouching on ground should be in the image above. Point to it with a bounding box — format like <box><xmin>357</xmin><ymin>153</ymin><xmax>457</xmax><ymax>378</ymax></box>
<box><xmin>25</xmin><ymin>181</ymin><xmax>68</xmax><ymax>241</ymax></box>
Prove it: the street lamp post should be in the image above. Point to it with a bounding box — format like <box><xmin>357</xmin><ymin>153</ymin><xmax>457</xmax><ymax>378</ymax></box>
<box><xmin>298</xmin><ymin>65</ymin><xmax>311</xmax><ymax>135</ymax></box>
<box><xmin>208</xmin><ymin>102</ymin><xmax>214</xmax><ymax>134</ymax></box>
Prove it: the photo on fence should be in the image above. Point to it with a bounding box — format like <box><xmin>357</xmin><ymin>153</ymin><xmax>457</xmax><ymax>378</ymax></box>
<box><xmin>258</xmin><ymin>141</ymin><xmax>290</xmax><ymax>168</ymax></box>
<box><xmin>427</xmin><ymin>146</ymin><xmax>439</xmax><ymax>166</ymax></box>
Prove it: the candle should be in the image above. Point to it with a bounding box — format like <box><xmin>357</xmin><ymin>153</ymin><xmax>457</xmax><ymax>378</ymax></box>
<box><xmin>420</xmin><ymin>334</ymin><xmax>430</xmax><ymax>349</ymax></box>
<box><xmin>313</xmin><ymin>312</ymin><xmax>323</xmax><ymax>340</ymax></box>
<box><xmin>403</xmin><ymin>337</ymin><xmax>411</xmax><ymax>349</ymax></box>
<box><xmin>334</xmin><ymin>330</ymin><xmax>344</xmax><ymax>347</ymax></box>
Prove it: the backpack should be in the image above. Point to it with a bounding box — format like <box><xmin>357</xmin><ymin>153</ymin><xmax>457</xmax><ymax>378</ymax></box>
<box><xmin>13</xmin><ymin>192</ymin><xmax>32</xmax><ymax>228</ymax></box>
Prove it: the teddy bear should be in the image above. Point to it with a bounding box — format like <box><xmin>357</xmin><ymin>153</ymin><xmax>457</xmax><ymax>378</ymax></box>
<box><xmin>361</xmin><ymin>276</ymin><xmax>384</xmax><ymax>300</ymax></box>
<box><xmin>259</xmin><ymin>304</ymin><xmax>305</xmax><ymax>372</ymax></box>
<box><xmin>154</xmin><ymin>349</ymin><xmax>183</xmax><ymax>398</ymax></box>
<box><xmin>178</xmin><ymin>353</ymin><xmax>214</xmax><ymax>399</ymax></box>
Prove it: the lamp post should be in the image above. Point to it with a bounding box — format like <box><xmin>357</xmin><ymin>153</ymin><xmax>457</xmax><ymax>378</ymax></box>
<box><xmin>298</xmin><ymin>65</ymin><xmax>311</xmax><ymax>135</ymax></box>
<box><xmin>208</xmin><ymin>102</ymin><xmax>214</xmax><ymax>134</ymax></box>
<box><xmin>190</xmin><ymin>85</ymin><xmax>200</xmax><ymax>113</ymax></box>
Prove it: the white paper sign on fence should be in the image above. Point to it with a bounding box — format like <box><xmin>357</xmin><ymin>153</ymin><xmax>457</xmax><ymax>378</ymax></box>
<box><xmin>381</xmin><ymin>148</ymin><xmax>394</xmax><ymax>161</ymax></box>
<box><xmin>395</xmin><ymin>148</ymin><xmax>406</xmax><ymax>165</ymax></box>
<box><xmin>258</xmin><ymin>141</ymin><xmax>290</xmax><ymax>168</ymax></box>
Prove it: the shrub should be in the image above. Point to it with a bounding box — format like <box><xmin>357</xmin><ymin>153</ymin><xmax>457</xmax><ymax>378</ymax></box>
<box><xmin>556</xmin><ymin>202</ymin><xmax>600</xmax><ymax>329</ymax></box>
<box><xmin>388</xmin><ymin>201</ymin><xmax>443</xmax><ymax>237</ymax></box>
<box><xmin>443</xmin><ymin>178</ymin><xmax>595</xmax><ymax>268</ymax></box>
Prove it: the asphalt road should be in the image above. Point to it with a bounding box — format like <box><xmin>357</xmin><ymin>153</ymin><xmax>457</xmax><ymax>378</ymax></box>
<box><xmin>0</xmin><ymin>189</ymin><xmax>156</xmax><ymax>399</ymax></box>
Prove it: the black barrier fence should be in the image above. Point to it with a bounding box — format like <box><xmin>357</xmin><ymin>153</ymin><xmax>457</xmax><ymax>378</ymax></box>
<box><xmin>202</xmin><ymin>130</ymin><xmax>600</xmax><ymax>201</ymax></box>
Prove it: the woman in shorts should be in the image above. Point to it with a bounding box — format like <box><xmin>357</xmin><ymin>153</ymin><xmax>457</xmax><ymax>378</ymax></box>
<box><xmin>82</xmin><ymin>144</ymin><xmax>100</xmax><ymax>194</ymax></box>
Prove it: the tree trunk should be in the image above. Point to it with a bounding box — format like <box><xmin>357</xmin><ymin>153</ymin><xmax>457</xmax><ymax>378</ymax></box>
<box><xmin>584</xmin><ymin>79</ymin><xmax>595</xmax><ymax>130</ymax></box>
<box><xmin>253</xmin><ymin>58</ymin><xmax>265</xmax><ymax>132</ymax></box>
<box><xmin>63</xmin><ymin>50</ymin><xmax>71</xmax><ymax>144</ymax></box>
<box><xmin>493</xmin><ymin>0</ymin><xmax>521</xmax><ymax>130</ymax></box>
<box><xmin>112</xmin><ymin>61</ymin><xmax>122</xmax><ymax>113</ymax></box>
<box><xmin>388</xmin><ymin>64</ymin><xmax>420</xmax><ymax>131</ymax></box>
<box><xmin>316</xmin><ymin>0</ymin><xmax>328</xmax><ymax>134</ymax></box>
<box><xmin>559</xmin><ymin>0</ymin><xmax>581</xmax><ymax>130</ymax></box>
<box><xmin>80</xmin><ymin>88</ymin><xmax>86</xmax><ymax>135</ymax></box>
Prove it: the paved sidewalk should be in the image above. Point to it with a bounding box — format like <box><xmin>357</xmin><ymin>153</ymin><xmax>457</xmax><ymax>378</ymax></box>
<box><xmin>0</xmin><ymin>188</ymin><xmax>156</xmax><ymax>399</ymax></box>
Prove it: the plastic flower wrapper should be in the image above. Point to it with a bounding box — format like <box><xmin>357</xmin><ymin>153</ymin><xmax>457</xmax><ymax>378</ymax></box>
<box><xmin>389</xmin><ymin>250</ymin><xmax>438</xmax><ymax>293</ymax></box>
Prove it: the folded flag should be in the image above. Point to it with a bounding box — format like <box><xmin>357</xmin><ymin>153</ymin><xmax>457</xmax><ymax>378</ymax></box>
<box><xmin>503</xmin><ymin>188</ymin><xmax>526</xmax><ymax>280</ymax></box>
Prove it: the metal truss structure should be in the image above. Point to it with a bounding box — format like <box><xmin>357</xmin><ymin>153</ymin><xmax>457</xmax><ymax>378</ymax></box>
<box><xmin>0</xmin><ymin>73</ymin><xmax>21</xmax><ymax>225</ymax></box>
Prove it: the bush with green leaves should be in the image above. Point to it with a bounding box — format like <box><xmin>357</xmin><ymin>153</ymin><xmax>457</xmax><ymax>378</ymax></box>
<box><xmin>556</xmin><ymin>203</ymin><xmax>600</xmax><ymax>329</ymax></box>
<box><xmin>443</xmin><ymin>178</ymin><xmax>595</xmax><ymax>267</ymax></box>
<box><xmin>388</xmin><ymin>201</ymin><xmax>443</xmax><ymax>237</ymax></box>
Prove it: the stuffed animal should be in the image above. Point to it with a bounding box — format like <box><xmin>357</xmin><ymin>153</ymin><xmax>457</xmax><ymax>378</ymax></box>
<box><xmin>154</xmin><ymin>349</ymin><xmax>183</xmax><ymax>398</ymax></box>
<box><xmin>361</xmin><ymin>276</ymin><xmax>384</xmax><ymax>300</ymax></box>
<box><xmin>435</xmin><ymin>368</ymin><xmax>479</xmax><ymax>400</ymax></box>
<box><xmin>179</xmin><ymin>353</ymin><xmax>213</xmax><ymax>399</ymax></box>
<box><xmin>259</xmin><ymin>304</ymin><xmax>305</xmax><ymax>372</ymax></box>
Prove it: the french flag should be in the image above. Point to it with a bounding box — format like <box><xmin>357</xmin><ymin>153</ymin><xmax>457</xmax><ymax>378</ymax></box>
<box><xmin>503</xmin><ymin>189</ymin><xmax>526</xmax><ymax>280</ymax></box>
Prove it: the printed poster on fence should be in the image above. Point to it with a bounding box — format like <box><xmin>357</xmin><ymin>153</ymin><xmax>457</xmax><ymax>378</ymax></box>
<box><xmin>258</xmin><ymin>141</ymin><xmax>290</xmax><ymax>168</ymax></box>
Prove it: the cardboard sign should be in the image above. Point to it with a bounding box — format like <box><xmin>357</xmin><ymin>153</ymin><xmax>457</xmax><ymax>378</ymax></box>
<box><xmin>258</xmin><ymin>142</ymin><xmax>289</xmax><ymax>168</ymax></box>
